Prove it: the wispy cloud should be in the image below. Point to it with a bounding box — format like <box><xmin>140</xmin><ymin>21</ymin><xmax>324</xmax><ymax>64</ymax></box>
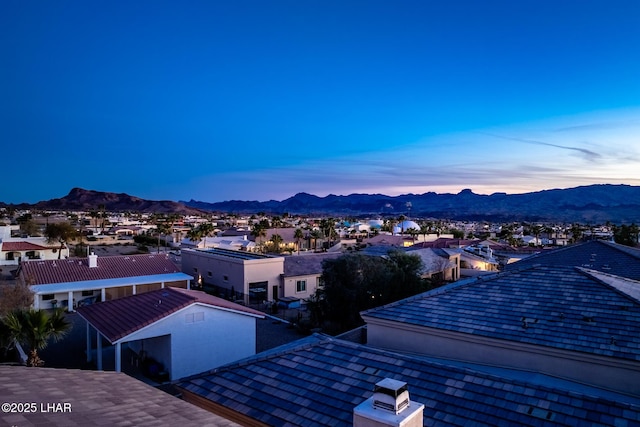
<box><xmin>474</xmin><ymin>131</ymin><xmax>602</xmax><ymax>162</ymax></box>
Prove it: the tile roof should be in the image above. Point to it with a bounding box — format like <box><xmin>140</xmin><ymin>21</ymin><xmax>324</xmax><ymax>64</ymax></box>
<box><xmin>178</xmin><ymin>335</ymin><xmax>640</xmax><ymax>427</ymax></box>
<box><xmin>283</xmin><ymin>252</ymin><xmax>342</xmax><ymax>276</ymax></box>
<box><xmin>1</xmin><ymin>241</ymin><xmax>50</xmax><ymax>251</ymax></box>
<box><xmin>20</xmin><ymin>253</ymin><xmax>181</xmax><ymax>285</ymax></box>
<box><xmin>505</xmin><ymin>240</ymin><xmax>640</xmax><ymax>280</ymax></box>
<box><xmin>411</xmin><ymin>238</ymin><xmax>479</xmax><ymax>249</ymax></box>
<box><xmin>77</xmin><ymin>287</ymin><xmax>264</xmax><ymax>343</ymax></box>
<box><xmin>0</xmin><ymin>366</ymin><xmax>237</xmax><ymax>427</ymax></box>
<box><xmin>362</xmin><ymin>265</ymin><xmax>640</xmax><ymax>361</ymax></box>
<box><xmin>366</xmin><ymin>234</ymin><xmax>412</xmax><ymax>246</ymax></box>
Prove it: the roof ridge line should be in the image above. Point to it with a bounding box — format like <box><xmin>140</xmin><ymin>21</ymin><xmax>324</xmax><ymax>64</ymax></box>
<box><xmin>602</xmin><ymin>240</ymin><xmax>640</xmax><ymax>260</ymax></box>
<box><xmin>576</xmin><ymin>266</ymin><xmax>640</xmax><ymax>305</ymax></box>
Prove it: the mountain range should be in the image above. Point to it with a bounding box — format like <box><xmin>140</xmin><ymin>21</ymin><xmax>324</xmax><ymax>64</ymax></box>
<box><xmin>182</xmin><ymin>184</ymin><xmax>640</xmax><ymax>223</ymax></box>
<box><xmin>3</xmin><ymin>185</ymin><xmax>640</xmax><ymax>223</ymax></box>
<box><xmin>1</xmin><ymin>188</ymin><xmax>205</xmax><ymax>216</ymax></box>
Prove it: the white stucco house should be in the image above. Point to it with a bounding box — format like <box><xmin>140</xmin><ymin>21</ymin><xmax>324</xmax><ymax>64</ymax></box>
<box><xmin>77</xmin><ymin>287</ymin><xmax>265</xmax><ymax>381</ymax></box>
<box><xmin>0</xmin><ymin>225</ymin><xmax>68</xmax><ymax>271</ymax></box>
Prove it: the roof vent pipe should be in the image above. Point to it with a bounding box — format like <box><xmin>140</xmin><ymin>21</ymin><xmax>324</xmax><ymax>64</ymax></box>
<box><xmin>88</xmin><ymin>252</ymin><xmax>98</xmax><ymax>268</ymax></box>
<box><xmin>353</xmin><ymin>378</ymin><xmax>424</xmax><ymax>427</ymax></box>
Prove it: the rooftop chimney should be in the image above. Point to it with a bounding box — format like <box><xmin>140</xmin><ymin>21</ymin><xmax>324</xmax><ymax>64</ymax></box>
<box><xmin>354</xmin><ymin>378</ymin><xmax>424</xmax><ymax>427</ymax></box>
<box><xmin>88</xmin><ymin>252</ymin><xmax>98</xmax><ymax>268</ymax></box>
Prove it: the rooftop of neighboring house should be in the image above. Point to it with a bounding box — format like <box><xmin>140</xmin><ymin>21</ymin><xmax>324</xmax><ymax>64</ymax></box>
<box><xmin>77</xmin><ymin>287</ymin><xmax>264</xmax><ymax>343</ymax></box>
<box><xmin>283</xmin><ymin>252</ymin><xmax>343</xmax><ymax>277</ymax></box>
<box><xmin>187</xmin><ymin>247</ymin><xmax>277</xmax><ymax>261</ymax></box>
<box><xmin>0</xmin><ymin>241</ymin><xmax>50</xmax><ymax>251</ymax></box>
<box><xmin>19</xmin><ymin>253</ymin><xmax>183</xmax><ymax>285</ymax></box>
<box><xmin>365</xmin><ymin>234</ymin><xmax>414</xmax><ymax>246</ymax></box>
<box><xmin>505</xmin><ymin>240</ymin><xmax>640</xmax><ymax>280</ymax></box>
<box><xmin>1</xmin><ymin>366</ymin><xmax>237</xmax><ymax>427</ymax></box>
<box><xmin>411</xmin><ymin>237</ymin><xmax>480</xmax><ymax>249</ymax></box>
<box><xmin>362</xmin><ymin>264</ymin><xmax>640</xmax><ymax>362</ymax></box>
<box><xmin>177</xmin><ymin>334</ymin><xmax>640</xmax><ymax>427</ymax></box>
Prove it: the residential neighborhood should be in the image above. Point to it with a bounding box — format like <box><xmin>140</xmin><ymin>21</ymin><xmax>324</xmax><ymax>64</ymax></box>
<box><xmin>5</xmin><ymin>0</ymin><xmax>640</xmax><ymax>424</ymax></box>
<box><xmin>1</xmin><ymin>207</ymin><xmax>640</xmax><ymax>426</ymax></box>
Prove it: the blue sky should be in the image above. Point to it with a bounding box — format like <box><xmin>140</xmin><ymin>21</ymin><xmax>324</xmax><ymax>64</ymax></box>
<box><xmin>2</xmin><ymin>0</ymin><xmax>639</xmax><ymax>204</ymax></box>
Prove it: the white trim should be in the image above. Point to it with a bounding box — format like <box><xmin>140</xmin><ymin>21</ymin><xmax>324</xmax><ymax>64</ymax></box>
<box><xmin>30</xmin><ymin>272</ymin><xmax>193</xmax><ymax>295</ymax></box>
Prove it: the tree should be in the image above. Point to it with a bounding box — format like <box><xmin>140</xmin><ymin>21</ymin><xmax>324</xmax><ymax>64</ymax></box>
<box><xmin>317</xmin><ymin>251</ymin><xmax>427</xmax><ymax>332</ymax></box>
<box><xmin>451</xmin><ymin>228</ymin><xmax>465</xmax><ymax>239</ymax></box>
<box><xmin>309</xmin><ymin>229</ymin><xmax>322</xmax><ymax>251</ymax></box>
<box><xmin>613</xmin><ymin>223</ymin><xmax>640</xmax><ymax>247</ymax></box>
<box><xmin>251</xmin><ymin>223</ymin><xmax>267</xmax><ymax>252</ymax></box>
<box><xmin>398</xmin><ymin>215</ymin><xmax>406</xmax><ymax>234</ymax></box>
<box><xmin>3</xmin><ymin>309</ymin><xmax>70</xmax><ymax>367</ymax></box>
<box><xmin>420</xmin><ymin>224</ymin><xmax>430</xmax><ymax>242</ymax></box>
<box><xmin>98</xmin><ymin>204</ymin><xmax>108</xmax><ymax>234</ymax></box>
<box><xmin>0</xmin><ymin>284</ymin><xmax>33</xmax><ymax>318</ymax></box>
<box><xmin>320</xmin><ymin>218</ymin><xmax>337</xmax><ymax>247</ymax></box>
<box><xmin>294</xmin><ymin>228</ymin><xmax>304</xmax><ymax>255</ymax></box>
<box><xmin>186</xmin><ymin>227</ymin><xmax>203</xmax><ymax>247</ymax></box>
<box><xmin>197</xmin><ymin>223</ymin><xmax>215</xmax><ymax>248</ymax></box>
<box><xmin>44</xmin><ymin>222</ymin><xmax>77</xmax><ymax>259</ymax></box>
<box><xmin>570</xmin><ymin>223</ymin><xmax>583</xmax><ymax>244</ymax></box>
<box><xmin>406</xmin><ymin>228</ymin><xmax>419</xmax><ymax>243</ymax></box>
<box><xmin>269</xmin><ymin>234</ymin><xmax>283</xmax><ymax>253</ymax></box>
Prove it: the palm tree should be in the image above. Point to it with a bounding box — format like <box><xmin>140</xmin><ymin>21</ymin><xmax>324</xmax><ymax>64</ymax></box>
<box><xmin>310</xmin><ymin>229</ymin><xmax>322</xmax><ymax>251</ymax></box>
<box><xmin>269</xmin><ymin>234</ymin><xmax>283</xmax><ymax>253</ymax></box>
<box><xmin>398</xmin><ymin>215</ymin><xmax>406</xmax><ymax>235</ymax></box>
<box><xmin>420</xmin><ymin>225</ymin><xmax>430</xmax><ymax>242</ymax></box>
<box><xmin>251</xmin><ymin>224</ymin><xmax>267</xmax><ymax>252</ymax></box>
<box><xmin>294</xmin><ymin>228</ymin><xmax>304</xmax><ymax>255</ymax></box>
<box><xmin>186</xmin><ymin>227</ymin><xmax>203</xmax><ymax>247</ymax></box>
<box><xmin>320</xmin><ymin>218</ymin><xmax>336</xmax><ymax>247</ymax></box>
<box><xmin>98</xmin><ymin>204</ymin><xmax>108</xmax><ymax>235</ymax></box>
<box><xmin>89</xmin><ymin>210</ymin><xmax>100</xmax><ymax>232</ymax></box>
<box><xmin>198</xmin><ymin>223</ymin><xmax>215</xmax><ymax>248</ymax></box>
<box><xmin>154</xmin><ymin>219</ymin><xmax>171</xmax><ymax>253</ymax></box>
<box><xmin>3</xmin><ymin>309</ymin><xmax>70</xmax><ymax>367</ymax></box>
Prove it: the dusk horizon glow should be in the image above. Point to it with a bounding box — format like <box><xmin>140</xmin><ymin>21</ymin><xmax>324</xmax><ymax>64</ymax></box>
<box><xmin>3</xmin><ymin>1</ymin><xmax>639</xmax><ymax>204</ymax></box>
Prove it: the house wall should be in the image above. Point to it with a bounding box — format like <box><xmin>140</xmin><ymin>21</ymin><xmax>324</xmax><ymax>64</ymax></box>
<box><xmin>1</xmin><ymin>246</ymin><xmax>66</xmax><ymax>266</ymax></box>
<box><xmin>365</xmin><ymin>319</ymin><xmax>640</xmax><ymax>396</ymax></box>
<box><xmin>122</xmin><ymin>304</ymin><xmax>258</xmax><ymax>380</ymax></box>
<box><xmin>182</xmin><ymin>250</ymin><xmax>284</xmax><ymax>302</ymax></box>
<box><xmin>182</xmin><ymin>251</ymin><xmax>247</xmax><ymax>296</ymax></box>
<box><xmin>282</xmin><ymin>274</ymin><xmax>319</xmax><ymax>300</ymax></box>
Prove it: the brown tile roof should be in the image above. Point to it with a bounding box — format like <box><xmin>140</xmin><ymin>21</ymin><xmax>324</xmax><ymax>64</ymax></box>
<box><xmin>20</xmin><ymin>253</ymin><xmax>181</xmax><ymax>285</ymax></box>
<box><xmin>1</xmin><ymin>241</ymin><xmax>50</xmax><ymax>251</ymax></box>
<box><xmin>0</xmin><ymin>366</ymin><xmax>238</xmax><ymax>426</ymax></box>
<box><xmin>77</xmin><ymin>287</ymin><xmax>264</xmax><ymax>343</ymax></box>
<box><xmin>284</xmin><ymin>252</ymin><xmax>342</xmax><ymax>276</ymax></box>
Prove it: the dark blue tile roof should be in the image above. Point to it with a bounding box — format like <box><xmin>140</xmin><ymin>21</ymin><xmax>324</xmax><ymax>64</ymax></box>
<box><xmin>363</xmin><ymin>265</ymin><xmax>640</xmax><ymax>361</ymax></box>
<box><xmin>177</xmin><ymin>335</ymin><xmax>640</xmax><ymax>427</ymax></box>
<box><xmin>505</xmin><ymin>240</ymin><xmax>640</xmax><ymax>280</ymax></box>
